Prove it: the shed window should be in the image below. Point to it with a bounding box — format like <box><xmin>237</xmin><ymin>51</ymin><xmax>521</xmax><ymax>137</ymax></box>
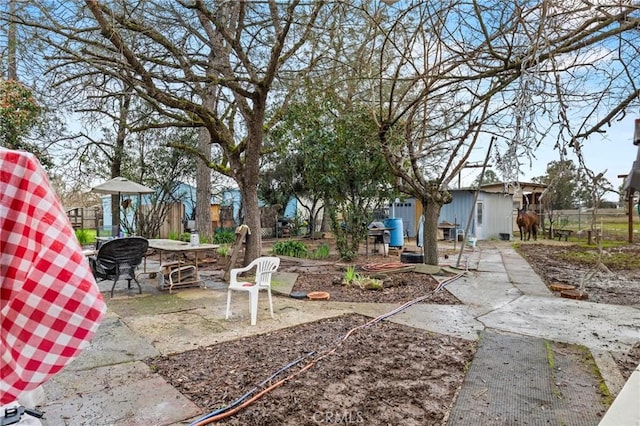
<box><xmin>476</xmin><ymin>202</ymin><xmax>483</xmax><ymax>225</ymax></box>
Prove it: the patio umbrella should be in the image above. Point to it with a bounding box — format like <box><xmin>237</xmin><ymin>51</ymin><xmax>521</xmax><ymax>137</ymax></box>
<box><xmin>91</xmin><ymin>177</ymin><xmax>155</xmax><ymax>236</ymax></box>
<box><xmin>91</xmin><ymin>176</ymin><xmax>155</xmax><ymax>195</ymax></box>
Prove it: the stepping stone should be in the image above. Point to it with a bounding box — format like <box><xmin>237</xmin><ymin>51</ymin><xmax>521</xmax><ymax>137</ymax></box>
<box><xmin>549</xmin><ymin>282</ymin><xmax>576</xmax><ymax>291</ymax></box>
<box><xmin>560</xmin><ymin>289</ymin><xmax>589</xmax><ymax>300</ymax></box>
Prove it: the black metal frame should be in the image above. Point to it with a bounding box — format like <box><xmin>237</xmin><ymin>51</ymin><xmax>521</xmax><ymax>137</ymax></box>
<box><xmin>89</xmin><ymin>236</ymin><xmax>149</xmax><ymax>297</ymax></box>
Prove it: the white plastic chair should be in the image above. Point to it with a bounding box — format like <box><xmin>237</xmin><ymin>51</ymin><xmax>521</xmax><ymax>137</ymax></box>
<box><xmin>226</xmin><ymin>256</ymin><xmax>280</xmax><ymax>326</ymax></box>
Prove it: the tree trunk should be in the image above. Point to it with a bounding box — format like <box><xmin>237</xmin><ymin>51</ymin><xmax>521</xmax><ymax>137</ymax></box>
<box><xmin>238</xmin><ymin>106</ymin><xmax>265</xmax><ymax>265</ymax></box>
<box><xmin>422</xmin><ymin>198</ymin><xmax>442</xmax><ymax>265</ymax></box>
<box><xmin>196</xmin><ymin>126</ymin><xmax>213</xmax><ymax>240</ymax></box>
<box><xmin>320</xmin><ymin>197</ymin><xmax>330</xmax><ymax>232</ymax></box>
<box><xmin>241</xmin><ymin>184</ymin><xmax>262</xmax><ymax>263</ymax></box>
<box><xmin>7</xmin><ymin>0</ymin><xmax>17</xmax><ymax>80</ymax></box>
<box><xmin>110</xmin><ymin>92</ymin><xmax>130</xmax><ymax>236</ymax></box>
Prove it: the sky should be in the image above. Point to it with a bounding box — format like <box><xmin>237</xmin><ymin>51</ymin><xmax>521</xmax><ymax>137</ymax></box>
<box><xmin>462</xmin><ymin>115</ymin><xmax>639</xmax><ymax>201</ymax></box>
<box><xmin>534</xmin><ymin>115</ymin><xmax>638</xmax><ymax>197</ymax></box>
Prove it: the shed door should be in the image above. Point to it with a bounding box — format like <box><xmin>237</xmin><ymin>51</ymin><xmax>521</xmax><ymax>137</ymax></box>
<box><xmin>475</xmin><ymin>201</ymin><xmax>483</xmax><ymax>239</ymax></box>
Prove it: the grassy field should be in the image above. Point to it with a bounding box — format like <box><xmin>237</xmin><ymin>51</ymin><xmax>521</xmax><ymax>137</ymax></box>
<box><xmin>541</xmin><ymin>208</ymin><xmax>640</xmax><ymax>243</ymax></box>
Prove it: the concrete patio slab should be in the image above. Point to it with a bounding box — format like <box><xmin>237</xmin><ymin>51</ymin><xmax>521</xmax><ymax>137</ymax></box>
<box><xmin>42</xmin><ymin>373</ymin><xmax>200</xmax><ymax>425</ymax></box>
<box><xmin>350</xmin><ymin>302</ymin><xmax>484</xmax><ymax>341</ymax></box>
<box><xmin>498</xmin><ymin>247</ymin><xmax>553</xmax><ymax>297</ymax></box>
<box><xmin>479</xmin><ymin>294</ymin><xmax>640</xmax><ymax>353</ymax></box>
<box><xmin>591</xmin><ymin>349</ymin><xmax>628</xmax><ymax>396</ymax></box>
<box><xmin>270</xmin><ymin>271</ymin><xmax>298</xmax><ymax>296</ymax></box>
<box><xmin>62</xmin><ymin>313</ymin><xmax>160</xmax><ymax>371</ymax></box>
<box><xmin>446</xmin><ymin>272</ymin><xmax>522</xmax><ymax>314</ymax></box>
<box><xmin>119</xmin><ymin>287</ymin><xmax>352</xmax><ymax>354</ymax></box>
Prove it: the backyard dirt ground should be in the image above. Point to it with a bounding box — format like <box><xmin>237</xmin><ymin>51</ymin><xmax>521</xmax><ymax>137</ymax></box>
<box><xmin>148</xmin><ymin>241</ymin><xmax>640</xmax><ymax>425</ymax></box>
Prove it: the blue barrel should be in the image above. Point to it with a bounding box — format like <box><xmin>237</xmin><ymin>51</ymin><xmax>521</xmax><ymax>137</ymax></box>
<box><xmin>384</xmin><ymin>218</ymin><xmax>404</xmax><ymax>248</ymax></box>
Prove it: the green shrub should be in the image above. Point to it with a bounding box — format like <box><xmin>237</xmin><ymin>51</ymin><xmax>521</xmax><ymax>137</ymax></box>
<box><xmin>343</xmin><ymin>265</ymin><xmax>358</xmax><ymax>286</ymax></box>
<box><xmin>310</xmin><ymin>243</ymin><xmax>330</xmax><ymax>259</ymax></box>
<box><xmin>272</xmin><ymin>240</ymin><xmax>308</xmax><ymax>258</ymax></box>
<box><xmin>75</xmin><ymin>229</ymin><xmax>93</xmax><ymax>245</ymax></box>
<box><xmin>217</xmin><ymin>244</ymin><xmax>231</xmax><ymax>258</ymax></box>
<box><xmin>213</xmin><ymin>228</ymin><xmax>236</xmax><ymax>244</ymax></box>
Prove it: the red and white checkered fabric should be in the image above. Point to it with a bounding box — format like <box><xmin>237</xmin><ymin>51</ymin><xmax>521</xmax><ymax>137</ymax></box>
<box><xmin>0</xmin><ymin>148</ymin><xmax>107</xmax><ymax>404</ymax></box>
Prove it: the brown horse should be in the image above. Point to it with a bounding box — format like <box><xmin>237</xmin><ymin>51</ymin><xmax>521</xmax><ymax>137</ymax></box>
<box><xmin>516</xmin><ymin>208</ymin><xmax>538</xmax><ymax>241</ymax></box>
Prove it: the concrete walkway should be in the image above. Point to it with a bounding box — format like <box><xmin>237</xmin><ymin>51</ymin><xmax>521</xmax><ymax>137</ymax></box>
<box><xmin>28</xmin><ymin>241</ymin><xmax>640</xmax><ymax>425</ymax></box>
<box><xmin>445</xmin><ymin>244</ymin><xmax>640</xmax><ymax>425</ymax></box>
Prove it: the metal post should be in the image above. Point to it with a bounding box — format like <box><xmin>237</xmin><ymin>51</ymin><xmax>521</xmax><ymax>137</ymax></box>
<box><xmin>578</xmin><ymin>202</ymin><xmax>581</xmax><ymax>231</ymax></box>
<box><xmin>622</xmin><ymin>118</ymin><xmax>640</xmax><ymax>243</ymax></box>
<box><xmin>456</xmin><ymin>136</ymin><xmax>495</xmax><ymax>268</ymax></box>
<box><xmin>632</xmin><ymin>202</ymin><xmax>637</xmax><ymax>245</ymax></box>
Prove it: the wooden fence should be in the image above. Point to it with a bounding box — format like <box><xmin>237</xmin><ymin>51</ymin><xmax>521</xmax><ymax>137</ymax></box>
<box><xmin>66</xmin><ymin>206</ymin><xmax>101</xmax><ymax>230</ymax></box>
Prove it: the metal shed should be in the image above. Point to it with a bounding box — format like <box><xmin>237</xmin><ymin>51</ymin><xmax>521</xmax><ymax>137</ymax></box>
<box><xmin>438</xmin><ymin>189</ymin><xmax>514</xmax><ymax>240</ymax></box>
<box><xmin>403</xmin><ymin>188</ymin><xmax>515</xmax><ymax>241</ymax></box>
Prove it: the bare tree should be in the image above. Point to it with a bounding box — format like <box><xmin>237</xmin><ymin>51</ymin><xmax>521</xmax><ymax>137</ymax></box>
<box><xmin>337</xmin><ymin>1</ymin><xmax>640</xmax><ymax>264</ymax></box>
<box><xmin>128</xmin><ymin>127</ymin><xmax>198</xmax><ymax>238</ymax></box>
<box><xmin>16</xmin><ymin>0</ymin><xmax>327</xmax><ymax>264</ymax></box>
<box><xmin>14</xmin><ymin>1</ymin><xmax>640</xmax><ymax>266</ymax></box>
